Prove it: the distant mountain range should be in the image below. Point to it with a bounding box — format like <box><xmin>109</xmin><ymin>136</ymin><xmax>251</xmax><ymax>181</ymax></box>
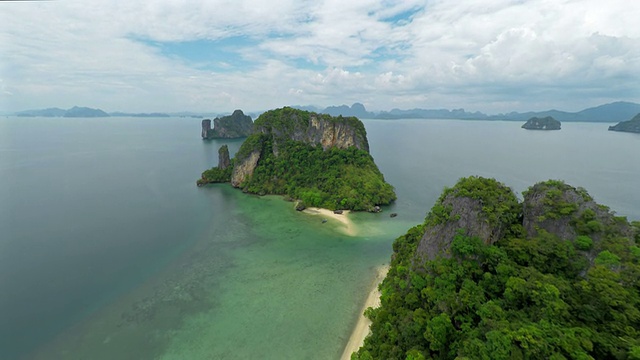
<box><xmin>11</xmin><ymin>101</ymin><xmax>640</xmax><ymax>123</ymax></box>
<box><xmin>292</xmin><ymin>101</ymin><xmax>640</xmax><ymax>123</ymax></box>
<box><xmin>15</xmin><ymin>107</ymin><xmax>177</xmax><ymax>118</ymax></box>
<box><xmin>16</xmin><ymin>106</ymin><xmax>110</xmax><ymax>118</ymax></box>
<box><xmin>15</xmin><ymin>106</ymin><xmax>109</xmax><ymax>117</ymax></box>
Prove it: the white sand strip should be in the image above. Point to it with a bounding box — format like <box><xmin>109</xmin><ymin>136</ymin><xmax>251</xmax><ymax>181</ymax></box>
<box><xmin>340</xmin><ymin>265</ymin><xmax>390</xmax><ymax>360</ymax></box>
<box><xmin>302</xmin><ymin>207</ymin><xmax>356</xmax><ymax>236</ymax></box>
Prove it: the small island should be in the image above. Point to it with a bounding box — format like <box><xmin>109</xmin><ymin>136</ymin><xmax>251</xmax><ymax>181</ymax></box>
<box><xmin>521</xmin><ymin>116</ymin><xmax>561</xmax><ymax>130</ymax></box>
<box><xmin>198</xmin><ymin>107</ymin><xmax>396</xmax><ymax>212</ymax></box>
<box><xmin>352</xmin><ymin>177</ymin><xmax>640</xmax><ymax>360</ymax></box>
<box><xmin>201</xmin><ymin>109</ymin><xmax>253</xmax><ymax>139</ymax></box>
<box><xmin>608</xmin><ymin>113</ymin><xmax>640</xmax><ymax>133</ymax></box>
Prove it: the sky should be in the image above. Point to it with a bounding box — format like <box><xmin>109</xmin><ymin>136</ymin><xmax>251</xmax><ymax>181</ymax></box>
<box><xmin>1</xmin><ymin>0</ymin><xmax>639</xmax><ymax>114</ymax></box>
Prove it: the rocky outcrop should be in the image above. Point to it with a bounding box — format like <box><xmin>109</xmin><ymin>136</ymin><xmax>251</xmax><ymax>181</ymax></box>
<box><xmin>201</xmin><ymin>119</ymin><xmax>212</xmax><ymax>139</ymax></box>
<box><xmin>522</xmin><ymin>181</ymin><xmax>633</xmax><ymax>245</ymax></box>
<box><xmin>416</xmin><ymin>196</ymin><xmax>505</xmax><ymax>261</ymax></box>
<box><xmin>414</xmin><ymin>177</ymin><xmax>519</xmax><ymax>261</ymax></box>
<box><xmin>255</xmin><ymin>108</ymin><xmax>369</xmax><ymax>153</ymax></box>
<box><xmin>202</xmin><ymin>110</ymin><xmax>253</xmax><ymax>139</ymax></box>
<box><xmin>199</xmin><ymin>107</ymin><xmax>395</xmax><ymax>211</ymax></box>
<box><xmin>230</xmin><ymin>150</ymin><xmax>261</xmax><ymax>187</ymax></box>
<box><xmin>218</xmin><ymin>145</ymin><xmax>230</xmax><ymax>170</ymax></box>
<box><xmin>608</xmin><ymin>113</ymin><xmax>640</xmax><ymax>133</ymax></box>
<box><xmin>522</xmin><ymin>116</ymin><xmax>561</xmax><ymax>130</ymax></box>
<box><xmin>415</xmin><ymin>178</ymin><xmax>635</xmax><ymax>264</ymax></box>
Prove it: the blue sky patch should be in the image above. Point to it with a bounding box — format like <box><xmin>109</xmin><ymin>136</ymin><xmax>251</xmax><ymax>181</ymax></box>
<box><xmin>379</xmin><ymin>6</ymin><xmax>422</xmax><ymax>26</ymax></box>
<box><xmin>135</xmin><ymin>37</ymin><xmax>259</xmax><ymax>71</ymax></box>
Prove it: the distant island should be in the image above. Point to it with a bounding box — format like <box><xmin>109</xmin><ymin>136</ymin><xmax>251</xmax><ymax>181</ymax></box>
<box><xmin>353</xmin><ymin>177</ymin><xmax>640</xmax><ymax>360</ymax></box>
<box><xmin>198</xmin><ymin>107</ymin><xmax>396</xmax><ymax>212</ymax></box>
<box><xmin>608</xmin><ymin>113</ymin><xmax>640</xmax><ymax>133</ymax></box>
<box><xmin>292</xmin><ymin>101</ymin><xmax>640</xmax><ymax>122</ymax></box>
<box><xmin>13</xmin><ymin>100</ymin><xmax>640</xmax><ymax>123</ymax></box>
<box><xmin>521</xmin><ymin>116</ymin><xmax>561</xmax><ymax>130</ymax></box>
<box><xmin>201</xmin><ymin>110</ymin><xmax>253</xmax><ymax>139</ymax></box>
<box><xmin>110</xmin><ymin>112</ymin><xmax>171</xmax><ymax>118</ymax></box>
<box><xmin>16</xmin><ymin>106</ymin><xmax>109</xmax><ymax>118</ymax></box>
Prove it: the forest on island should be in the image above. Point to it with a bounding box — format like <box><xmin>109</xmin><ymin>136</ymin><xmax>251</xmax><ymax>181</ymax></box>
<box><xmin>354</xmin><ymin>177</ymin><xmax>640</xmax><ymax>360</ymax></box>
<box><xmin>200</xmin><ymin>108</ymin><xmax>395</xmax><ymax>211</ymax></box>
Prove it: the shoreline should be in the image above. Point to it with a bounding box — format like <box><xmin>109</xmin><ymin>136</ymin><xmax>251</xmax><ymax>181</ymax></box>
<box><xmin>301</xmin><ymin>207</ymin><xmax>357</xmax><ymax>236</ymax></box>
<box><xmin>340</xmin><ymin>264</ymin><xmax>390</xmax><ymax>360</ymax></box>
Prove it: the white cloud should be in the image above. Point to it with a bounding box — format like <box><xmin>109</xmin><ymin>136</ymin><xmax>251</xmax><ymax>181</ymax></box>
<box><xmin>0</xmin><ymin>0</ymin><xmax>639</xmax><ymax>113</ymax></box>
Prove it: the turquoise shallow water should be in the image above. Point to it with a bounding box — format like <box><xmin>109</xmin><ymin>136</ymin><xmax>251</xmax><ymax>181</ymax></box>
<box><xmin>1</xmin><ymin>117</ymin><xmax>638</xmax><ymax>359</ymax></box>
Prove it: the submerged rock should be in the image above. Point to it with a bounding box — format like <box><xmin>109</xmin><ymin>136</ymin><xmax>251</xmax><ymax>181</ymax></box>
<box><xmin>295</xmin><ymin>201</ymin><xmax>306</xmax><ymax>211</ymax></box>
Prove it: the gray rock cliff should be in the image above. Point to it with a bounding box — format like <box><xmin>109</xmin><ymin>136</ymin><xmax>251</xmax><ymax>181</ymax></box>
<box><xmin>231</xmin><ymin>108</ymin><xmax>370</xmax><ymax>189</ymax></box>
<box><xmin>522</xmin><ymin>182</ymin><xmax>633</xmax><ymax>247</ymax></box>
<box><xmin>218</xmin><ymin>145</ymin><xmax>230</xmax><ymax>170</ymax></box>
<box><xmin>416</xmin><ymin>195</ymin><xmax>506</xmax><ymax>261</ymax></box>
<box><xmin>202</xmin><ymin>110</ymin><xmax>253</xmax><ymax>139</ymax></box>
<box><xmin>415</xmin><ymin>178</ymin><xmax>635</xmax><ymax>267</ymax></box>
<box><xmin>201</xmin><ymin>119</ymin><xmax>212</xmax><ymax>139</ymax></box>
<box><xmin>255</xmin><ymin>113</ymin><xmax>369</xmax><ymax>153</ymax></box>
<box><xmin>231</xmin><ymin>150</ymin><xmax>261</xmax><ymax>187</ymax></box>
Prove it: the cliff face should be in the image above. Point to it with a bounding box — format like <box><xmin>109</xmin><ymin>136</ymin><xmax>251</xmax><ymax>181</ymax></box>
<box><xmin>231</xmin><ymin>149</ymin><xmax>261</xmax><ymax>187</ymax></box>
<box><xmin>522</xmin><ymin>116</ymin><xmax>561</xmax><ymax>130</ymax></box>
<box><xmin>202</xmin><ymin>110</ymin><xmax>253</xmax><ymax>139</ymax></box>
<box><xmin>416</xmin><ymin>196</ymin><xmax>504</xmax><ymax>261</ymax></box>
<box><xmin>608</xmin><ymin>113</ymin><xmax>640</xmax><ymax>133</ymax></box>
<box><xmin>255</xmin><ymin>109</ymin><xmax>369</xmax><ymax>153</ymax></box>
<box><xmin>231</xmin><ymin>107</ymin><xmax>370</xmax><ymax>188</ymax></box>
<box><xmin>415</xmin><ymin>177</ymin><xmax>519</xmax><ymax>261</ymax></box>
<box><xmin>201</xmin><ymin>119</ymin><xmax>212</xmax><ymax>139</ymax></box>
<box><xmin>218</xmin><ymin>145</ymin><xmax>230</xmax><ymax>170</ymax></box>
<box><xmin>522</xmin><ymin>181</ymin><xmax>633</xmax><ymax>258</ymax></box>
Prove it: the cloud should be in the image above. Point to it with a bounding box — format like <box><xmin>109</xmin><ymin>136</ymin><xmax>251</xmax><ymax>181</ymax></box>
<box><xmin>0</xmin><ymin>0</ymin><xmax>639</xmax><ymax>113</ymax></box>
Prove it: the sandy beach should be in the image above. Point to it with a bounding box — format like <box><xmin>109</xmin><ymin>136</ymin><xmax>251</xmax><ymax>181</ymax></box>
<box><xmin>302</xmin><ymin>207</ymin><xmax>357</xmax><ymax>236</ymax></box>
<box><xmin>340</xmin><ymin>265</ymin><xmax>390</xmax><ymax>360</ymax></box>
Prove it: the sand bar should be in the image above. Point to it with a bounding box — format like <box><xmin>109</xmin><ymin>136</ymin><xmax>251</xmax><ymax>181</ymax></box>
<box><xmin>340</xmin><ymin>265</ymin><xmax>390</xmax><ymax>360</ymax></box>
<box><xmin>302</xmin><ymin>207</ymin><xmax>356</xmax><ymax>236</ymax></box>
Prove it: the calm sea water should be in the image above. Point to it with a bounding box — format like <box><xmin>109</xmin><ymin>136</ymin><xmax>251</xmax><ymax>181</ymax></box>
<box><xmin>0</xmin><ymin>117</ymin><xmax>638</xmax><ymax>359</ymax></box>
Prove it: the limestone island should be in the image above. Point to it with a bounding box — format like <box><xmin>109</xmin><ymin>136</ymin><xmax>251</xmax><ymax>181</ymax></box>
<box><xmin>197</xmin><ymin>107</ymin><xmax>396</xmax><ymax>212</ymax></box>
<box><xmin>608</xmin><ymin>113</ymin><xmax>640</xmax><ymax>133</ymax></box>
<box><xmin>351</xmin><ymin>176</ymin><xmax>640</xmax><ymax>360</ymax></box>
<box><xmin>521</xmin><ymin>116</ymin><xmax>561</xmax><ymax>130</ymax></box>
<box><xmin>201</xmin><ymin>109</ymin><xmax>253</xmax><ymax>139</ymax></box>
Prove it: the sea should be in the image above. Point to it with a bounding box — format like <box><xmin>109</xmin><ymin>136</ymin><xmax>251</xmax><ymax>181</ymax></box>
<box><xmin>1</xmin><ymin>116</ymin><xmax>638</xmax><ymax>359</ymax></box>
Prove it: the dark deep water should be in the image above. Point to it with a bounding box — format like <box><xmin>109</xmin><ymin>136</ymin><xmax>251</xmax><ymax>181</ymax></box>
<box><xmin>1</xmin><ymin>117</ymin><xmax>638</xmax><ymax>359</ymax></box>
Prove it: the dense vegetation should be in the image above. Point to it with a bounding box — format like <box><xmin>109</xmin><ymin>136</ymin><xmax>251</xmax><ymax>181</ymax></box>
<box><xmin>354</xmin><ymin>177</ymin><xmax>640</xmax><ymax>360</ymax></box>
<box><xmin>240</xmin><ymin>137</ymin><xmax>395</xmax><ymax>211</ymax></box>
<box><xmin>198</xmin><ymin>108</ymin><xmax>395</xmax><ymax>211</ymax></box>
<box><xmin>198</xmin><ymin>163</ymin><xmax>232</xmax><ymax>184</ymax></box>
